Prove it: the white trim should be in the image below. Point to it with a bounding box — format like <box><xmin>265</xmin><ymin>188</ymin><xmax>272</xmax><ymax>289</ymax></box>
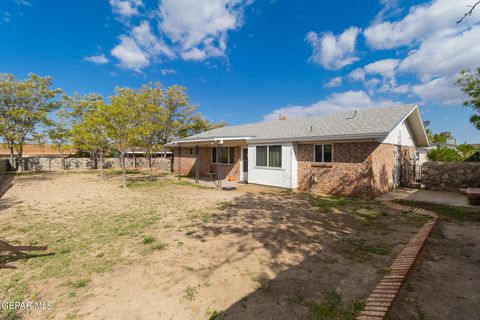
<box><xmin>313</xmin><ymin>143</ymin><xmax>334</xmax><ymax>163</ymax></box>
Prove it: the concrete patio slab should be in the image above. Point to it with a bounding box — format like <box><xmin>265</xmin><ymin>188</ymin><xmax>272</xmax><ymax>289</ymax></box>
<box><xmin>377</xmin><ymin>188</ymin><xmax>479</xmax><ymax>208</ymax></box>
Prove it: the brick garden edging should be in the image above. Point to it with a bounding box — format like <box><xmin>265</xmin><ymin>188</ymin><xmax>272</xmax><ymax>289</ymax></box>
<box><xmin>356</xmin><ymin>201</ymin><xmax>439</xmax><ymax>320</ymax></box>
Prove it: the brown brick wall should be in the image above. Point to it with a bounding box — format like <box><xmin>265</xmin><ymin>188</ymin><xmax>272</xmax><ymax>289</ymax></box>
<box><xmin>297</xmin><ymin>142</ymin><xmax>413</xmax><ymax>197</ymax></box>
<box><xmin>173</xmin><ymin>146</ymin><xmax>241</xmax><ymax>180</ymax></box>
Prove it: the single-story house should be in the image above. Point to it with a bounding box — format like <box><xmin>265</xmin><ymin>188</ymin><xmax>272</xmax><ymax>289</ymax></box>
<box><xmin>168</xmin><ymin>104</ymin><xmax>429</xmax><ymax>197</ymax></box>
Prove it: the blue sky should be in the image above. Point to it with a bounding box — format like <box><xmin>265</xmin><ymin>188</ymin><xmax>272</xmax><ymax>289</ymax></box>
<box><xmin>1</xmin><ymin>0</ymin><xmax>479</xmax><ymax>143</ymax></box>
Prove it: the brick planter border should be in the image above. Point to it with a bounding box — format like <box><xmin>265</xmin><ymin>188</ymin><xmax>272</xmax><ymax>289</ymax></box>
<box><xmin>356</xmin><ymin>201</ymin><xmax>439</xmax><ymax>320</ymax></box>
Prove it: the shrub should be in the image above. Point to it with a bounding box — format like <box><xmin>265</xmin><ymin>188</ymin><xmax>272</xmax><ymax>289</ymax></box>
<box><xmin>427</xmin><ymin>146</ymin><xmax>462</xmax><ymax>161</ymax></box>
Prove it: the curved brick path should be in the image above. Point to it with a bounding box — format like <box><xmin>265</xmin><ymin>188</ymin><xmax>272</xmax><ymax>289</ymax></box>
<box><xmin>356</xmin><ymin>201</ymin><xmax>439</xmax><ymax>320</ymax></box>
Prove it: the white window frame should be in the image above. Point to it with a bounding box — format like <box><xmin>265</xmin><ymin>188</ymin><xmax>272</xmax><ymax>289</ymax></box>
<box><xmin>255</xmin><ymin>145</ymin><xmax>282</xmax><ymax>168</ymax></box>
<box><xmin>212</xmin><ymin>147</ymin><xmax>235</xmax><ymax>165</ymax></box>
<box><xmin>314</xmin><ymin>144</ymin><xmax>334</xmax><ymax>163</ymax></box>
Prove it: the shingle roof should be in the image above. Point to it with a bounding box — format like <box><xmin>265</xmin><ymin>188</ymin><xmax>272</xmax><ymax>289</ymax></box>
<box><xmin>176</xmin><ymin>104</ymin><xmax>417</xmax><ymax>143</ymax></box>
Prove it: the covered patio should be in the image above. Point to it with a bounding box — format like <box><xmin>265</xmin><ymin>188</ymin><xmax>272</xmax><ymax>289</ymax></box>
<box><xmin>169</xmin><ymin>137</ymin><xmax>249</xmax><ymax>188</ymax></box>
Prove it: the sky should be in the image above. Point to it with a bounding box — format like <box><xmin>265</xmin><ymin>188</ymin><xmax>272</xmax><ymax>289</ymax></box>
<box><xmin>0</xmin><ymin>0</ymin><xmax>479</xmax><ymax>143</ymax></box>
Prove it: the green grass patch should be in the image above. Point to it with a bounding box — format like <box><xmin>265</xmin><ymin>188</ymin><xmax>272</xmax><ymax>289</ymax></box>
<box><xmin>182</xmin><ymin>285</ymin><xmax>198</xmax><ymax>301</ymax></box>
<box><xmin>393</xmin><ymin>200</ymin><xmax>480</xmax><ymax>222</ymax></box>
<box><xmin>142</xmin><ymin>235</ymin><xmax>156</xmax><ymax>244</ymax></box>
<box><xmin>296</xmin><ymin>291</ymin><xmax>364</xmax><ymax>320</ymax></box>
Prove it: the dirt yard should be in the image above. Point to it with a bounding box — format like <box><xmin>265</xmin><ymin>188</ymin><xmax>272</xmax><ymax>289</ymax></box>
<box><xmin>388</xmin><ymin>202</ymin><xmax>480</xmax><ymax>320</ymax></box>
<box><xmin>0</xmin><ymin>171</ymin><xmax>429</xmax><ymax>320</ymax></box>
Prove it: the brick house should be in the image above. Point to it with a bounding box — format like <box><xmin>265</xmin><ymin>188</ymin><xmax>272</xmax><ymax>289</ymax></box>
<box><xmin>168</xmin><ymin>105</ymin><xmax>429</xmax><ymax>197</ymax></box>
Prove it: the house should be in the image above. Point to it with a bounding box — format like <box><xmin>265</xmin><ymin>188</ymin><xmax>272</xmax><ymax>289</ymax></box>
<box><xmin>168</xmin><ymin>104</ymin><xmax>429</xmax><ymax>197</ymax></box>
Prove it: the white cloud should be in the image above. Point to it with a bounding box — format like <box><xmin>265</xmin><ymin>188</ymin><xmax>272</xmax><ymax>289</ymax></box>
<box><xmin>263</xmin><ymin>91</ymin><xmax>397</xmax><ymax>121</ymax></box>
<box><xmin>159</xmin><ymin>0</ymin><xmax>251</xmax><ymax>60</ymax></box>
<box><xmin>347</xmin><ymin>68</ymin><xmax>366</xmax><ymax>81</ymax></box>
<box><xmin>364</xmin><ymin>58</ymin><xmax>399</xmax><ymax>79</ymax></box>
<box><xmin>160</xmin><ymin>68</ymin><xmax>176</xmax><ymax>75</ymax></box>
<box><xmin>325</xmin><ymin>76</ymin><xmax>343</xmax><ymax>88</ymax></box>
<box><xmin>305</xmin><ymin>26</ymin><xmax>361</xmax><ymax>70</ymax></box>
<box><xmin>109</xmin><ymin>0</ymin><xmax>143</xmax><ymax>17</ymax></box>
<box><xmin>132</xmin><ymin>21</ymin><xmax>175</xmax><ymax>58</ymax></box>
<box><xmin>412</xmin><ymin>76</ymin><xmax>464</xmax><ymax>105</ymax></box>
<box><xmin>111</xmin><ymin>35</ymin><xmax>149</xmax><ymax>70</ymax></box>
<box><xmin>84</xmin><ymin>54</ymin><xmax>109</xmax><ymax>64</ymax></box>
<box><xmin>398</xmin><ymin>26</ymin><xmax>480</xmax><ymax>81</ymax></box>
<box><xmin>364</xmin><ymin>0</ymin><xmax>480</xmax><ymax>49</ymax></box>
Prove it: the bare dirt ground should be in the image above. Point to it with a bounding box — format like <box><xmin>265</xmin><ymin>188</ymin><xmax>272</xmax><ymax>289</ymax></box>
<box><xmin>389</xmin><ymin>219</ymin><xmax>480</xmax><ymax>320</ymax></box>
<box><xmin>0</xmin><ymin>171</ymin><xmax>428</xmax><ymax>320</ymax></box>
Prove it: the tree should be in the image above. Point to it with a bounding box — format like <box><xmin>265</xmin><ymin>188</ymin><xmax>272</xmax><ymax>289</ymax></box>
<box><xmin>99</xmin><ymin>87</ymin><xmax>147</xmax><ymax>187</ymax></box>
<box><xmin>178</xmin><ymin>114</ymin><xmax>226</xmax><ymax>138</ymax></box>
<box><xmin>157</xmin><ymin>85</ymin><xmax>195</xmax><ymax>155</ymax></box>
<box><xmin>63</xmin><ymin>93</ymin><xmax>108</xmax><ymax>172</ymax></box>
<box><xmin>47</xmin><ymin>123</ymin><xmax>71</xmax><ymax>170</ymax></box>
<box><xmin>0</xmin><ymin>73</ymin><xmax>61</xmax><ymax>170</ymax></box>
<box><xmin>456</xmin><ymin>67</ymin><xmax>480</xmax><ymax>131</ymax></box>
<box><xmin>432</xmin><ymin>131</ymin><xmax>455</xmax><ymax>144</ymax></box>
<box><xmin>425</xmin><ymin>128</ymin><xmax>434</xmax><ymax>144</ymax></box>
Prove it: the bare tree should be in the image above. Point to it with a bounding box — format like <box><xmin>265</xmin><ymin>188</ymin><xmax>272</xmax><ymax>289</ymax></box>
<box><xmin>457</xmin><ymin>1</ymin><xmax>480</xmax><ymax>24</ymax></box>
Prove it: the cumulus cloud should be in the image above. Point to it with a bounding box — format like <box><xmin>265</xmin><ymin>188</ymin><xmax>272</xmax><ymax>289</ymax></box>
<box><xmin>412</xmin><ymin>76</ymin><xmax>464</xmax><ymax>105</ymax></box>
<box><xmin>398</xmin><ymin>26</ymin><xmax>480</xmax><ymax>81</ymax></box>
<box><xmin>263</xmin><ymin>91</ymin><xmax>397</xmax><ymax>121</ymax></box>
<box><xmin>108</xmin><ymin>0</ymin><xmax>251</xmax><ymax>69</ymax></box>
<box><xmin>364</xmin><ymin>58</ymin><xmax>399</xmax><ymax>79</ymax></box>
<box><xmin>84</xmin><ymin>54</ymin><xmax>109</xmax><ymax>64</ymax></box>
<box><xmin>305</xmin><ymin>26</ymin><xmax>360</xmax><ymax>70</ymax></box>
<box><xmin>325</xmin><ymin>76</ymin><xmax>343</xmax><ymax>88</ymax></box>
<box><xmin>111</xmin><ymin>35</ymin><xmax>149</xmax><ymax>70</ymax></box>
<box><xmin>347</xmin><ymin>68</ymin><xmax>366</xmax><ymax>81</ymax></box>
<box><xmin>364</xmin><ymin>0</ymin><xmax>479</xmax><ymax>49</ymax></box>
<box><xmin>159</xmin><ymin>0</ymin><xmax>251</xmax><ymax>60</ymax></box>
<box><xmin>109</xmin><ymin>0</ymin><xmax>143</xmax><ymax>17</ymax></box>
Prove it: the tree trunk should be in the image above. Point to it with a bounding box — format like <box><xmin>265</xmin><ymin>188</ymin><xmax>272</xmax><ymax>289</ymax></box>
<box><xmin>17</xmin><ymin>148</ymin><xmax>23</xmax><ymax>172</ymax></box>
<box><xmin>99</xmin><ymin>149</ymin><xmax>104</xmax><ymax>179</ymax></box>
<box><xmin>121</xmin><ymin>151</ymin><xmax>126</xmax><ymax>188</ymax></box>
<box><xmin>8</xmin><ymin>146</ymin><xmax>15</xmax><ymax>170</ymax></box>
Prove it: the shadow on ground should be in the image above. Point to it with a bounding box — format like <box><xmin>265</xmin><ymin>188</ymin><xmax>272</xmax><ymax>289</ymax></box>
<box><xmin>193</xmin><ymin>190</ymin><xmax>421</xmax><ymax>319</ymax></box>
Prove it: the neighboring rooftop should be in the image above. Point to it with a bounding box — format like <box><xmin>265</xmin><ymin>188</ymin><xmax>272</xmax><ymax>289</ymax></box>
<box><xmin>0</xmin><ymin>144</ymin><xmax>76</xmax><ymax>157</ymax></box>
<box><xmin>173</xmin><ymin>104</ymin><xmax>428</xmax><ymax>145</ymax></box>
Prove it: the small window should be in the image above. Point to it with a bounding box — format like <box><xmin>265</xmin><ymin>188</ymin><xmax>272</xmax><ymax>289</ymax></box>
<box><xmin>314</xmin><ymin>144</ymin><xmax>333</xmax><ymax>163</ymax></box>
<box><xmin>212</xmin><ymin>147</ymin><xmax>235</xmax><ymax>164</ymax></box>
<box><xmin>256</xmin><ymin>145</ymin><xmax>282</xmax><ymax>168</ymax></box>
<box><xmin>189</xmin><ymin>148</ymin><xmax>194</xmax><ymax>155</ymax></box>
<box><xmin>256</xmin><ymin>146</ymin><xmax>267</xmax><ymax>167</ymax></box>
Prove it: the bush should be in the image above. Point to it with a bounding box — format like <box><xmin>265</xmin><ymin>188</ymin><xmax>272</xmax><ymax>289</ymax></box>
<box><xmin>427</xmin><ymin>146</ymin><xmax>462</xmax><ymax>161</ymax></box>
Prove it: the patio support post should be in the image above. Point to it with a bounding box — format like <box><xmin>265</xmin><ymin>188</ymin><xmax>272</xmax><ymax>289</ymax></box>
<box><xmin>195</xmin><ymin>144</ymin><xmax>199</xmax><ymax>184</ymax></box>
<box><xmin>177</xmin><ymin>145</ymin><xmax>181</xmax><ymax>180</ymax></box>
<box><xmin>216</xmin><ymin>142</ymin><xmax>221</xmax><ymax>189</ymax></box>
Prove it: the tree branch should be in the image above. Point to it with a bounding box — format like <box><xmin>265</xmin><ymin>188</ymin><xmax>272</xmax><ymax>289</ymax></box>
<box><xmin>457</xmin><ymin>0</ymin><xmax>480</xmax><ymax>24</ymax></box>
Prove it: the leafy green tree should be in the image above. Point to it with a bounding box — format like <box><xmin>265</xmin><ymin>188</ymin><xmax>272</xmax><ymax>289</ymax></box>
<box><xmin>427</xmin><ymin>146</ymin><xmax>462</xmax><ymax>162</ymax></box>
<box><xmin>456</xmin><ymin>67</ymin><xmax>480</xmax><ymax>130</ymax></box>
<box><xmin>432</xmin><ymin>131</ymin><xmax>455</xmax><ymax>144</ymax></box>
<box><xmin>47</xmin><ymin>123</ymin><xmax>71</xmax><ymax>169</ymax></box>
<box><xmin>178</xmin><ymin>114</ymin><xmax>226</xmax><ymax>138</ymax></box>
<box><xmin>0</xmin><ymin>73</ymin><xmax>61</xmax><ymax>170</ymax></box>
<box><xmin>99</xmin><ymin>87</ymin><xmax>147</xmax><ymax>187</ymax></box>
<box><xmin>425</xmin><ymin>128</ymin><xmax>434</xmax><ymax>144</ymax></box>
<box><xmin>63</xmin><ymin>93</ymin><xmax>108</xmax><ymax>172</ymax></box>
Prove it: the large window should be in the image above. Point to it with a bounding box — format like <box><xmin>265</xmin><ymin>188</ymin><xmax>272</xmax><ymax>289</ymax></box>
<box><xmin>212</xmin><ymin>147</ymin><xmax>235</xmax><ymax>164</ymax></box>
<box><xmin>256</xmin><ymin>145</ymin><xmax>282</xmax><ymax>168</ymax></box>
<box><xmin>314</xmin><ymin>144</ymin><xmax>333</xmax><ymax>163</ymax></box>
